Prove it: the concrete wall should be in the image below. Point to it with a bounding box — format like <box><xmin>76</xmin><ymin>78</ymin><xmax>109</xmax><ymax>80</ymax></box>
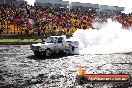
<box><xmin>0</xmin><ymin>0</ymin><xmax>26</xmax><ymax>4</ymax></box>
<box><xmin>99</xmin><ymin>5</ymin><xmax>124</xmax><ymax>12</ymax></box>
<box><xmin>116</xmin><ymin>7</ymin><xmax>124</xmax><ymax>11</ymax></box>
<box><xmin>35</xmin><ymin>2</ymin><xmax>53</xmax><ymax>7</ymax></box>
<box><xmin>0</xmin><ymin>0</ymin><xmax>4</xmax><ymax>4</ymax></box>
<box><xmin>35</xmin><ymin>0</ymin><xmax>68</xmax><ymax>5</ymax></box>
<box><xmin>35</xmin><ymin>0</ymin><xmax>51</xmax><ymax>3</ymax></box>
<box><xmin>70</xmin><ymin>2</ymin><xmax>99</xmax><ymax>8</ymax></box>
<box><xmin>70</xmin><ymin>2</ymin><xmax>125</xmax><ymax>12</ymax></box>
<box><xmin>69</xmin><ymin>2</ymin><xmax>99</xmax><ymax>11</ymax></box>
<box><xmin>17</xmin><ymin>0</ymin><xmax>25</xmax><ymax>1</ymax></box>
<box><xmin>5</xmin><ymin>0</ymin><xmax>17</xmax><ymax>3</ymax></box>
<box><xmin>35</xmin><ymin>0</ymin><xmax>69</xmax><ymax>8</ymax></box>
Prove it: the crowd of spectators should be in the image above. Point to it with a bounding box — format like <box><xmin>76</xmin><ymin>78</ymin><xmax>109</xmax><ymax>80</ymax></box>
<box><xmin>0</xmin><ymin>2</ymin><xmax>132</xmax><ymax>37</ymax></box>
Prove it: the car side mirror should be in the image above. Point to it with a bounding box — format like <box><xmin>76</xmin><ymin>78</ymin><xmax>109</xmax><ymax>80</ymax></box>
<box><xmin>42</xmin><ymin>39</ymin><xmax>45</xmax><ymax>42</ymax></box>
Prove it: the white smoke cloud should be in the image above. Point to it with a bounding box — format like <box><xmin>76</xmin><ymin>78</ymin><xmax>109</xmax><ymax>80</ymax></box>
<box><xmin>71</xmin><ymin>19</ymin><xmax>132</xmax><ymax>54</ymax></box>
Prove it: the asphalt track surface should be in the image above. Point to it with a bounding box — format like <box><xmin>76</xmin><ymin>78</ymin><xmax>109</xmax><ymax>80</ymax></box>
<box><xmin>0</xmin><ymin>45</ymin><xmax>132</xmax><ymax>88</ymax></box>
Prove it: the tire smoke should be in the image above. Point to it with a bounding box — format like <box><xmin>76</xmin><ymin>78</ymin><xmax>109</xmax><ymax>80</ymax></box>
<box><xmin>71</xmin><ymin>19</ymin><xmax>132</xmax><ymax>54</ymax></box>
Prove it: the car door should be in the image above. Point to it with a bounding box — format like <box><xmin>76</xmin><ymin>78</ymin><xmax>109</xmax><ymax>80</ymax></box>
<box><xmin>54</xmin><ymin>37</ymin><xmax>64</xmax><ymax>51</ymax></box>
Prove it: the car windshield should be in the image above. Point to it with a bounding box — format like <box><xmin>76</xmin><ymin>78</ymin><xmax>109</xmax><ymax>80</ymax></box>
<box><xmin>45</xmin><ymin>37</ymin><xmax>54</xmax><ymax>43</ymax></box>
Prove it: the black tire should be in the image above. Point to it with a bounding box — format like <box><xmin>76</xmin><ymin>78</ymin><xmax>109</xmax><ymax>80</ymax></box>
<box><xmin>34</xmin><ymin>51</ymin><xmax>40</xmax><ymax>56</ymax></box>
<box><xmin>45</xmin><ymin>49</ymin><xmax>52</xmax><ymax>57</ymax></box>
<box><xmin>71</xmin><ymin>46</ymin><xmax>75</xmax><ymax>52</ymax></box>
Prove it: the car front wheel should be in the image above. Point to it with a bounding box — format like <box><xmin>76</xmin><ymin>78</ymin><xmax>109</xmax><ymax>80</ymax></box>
<box><xmin>45</xmin><ymin>49</ymin><xmax>52</xmax><ymax>57</ymax></box>
<box><xmin>34</xmin><ymin>51</ymin><xmax>40</xmax><ymax>56</ymax></box>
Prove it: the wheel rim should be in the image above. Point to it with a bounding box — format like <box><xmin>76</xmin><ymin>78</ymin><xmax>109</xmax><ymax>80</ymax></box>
<box><xmin>45</xmin><ymin>49</ymin><xmax>51</xmax><ymax>56</ymax></box>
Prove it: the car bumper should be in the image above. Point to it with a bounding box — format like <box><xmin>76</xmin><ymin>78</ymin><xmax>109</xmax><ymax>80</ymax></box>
<box><xmin>30</xmin><ymin>46</ymin><xmax>44</xmax><ymax>52</ymax></box>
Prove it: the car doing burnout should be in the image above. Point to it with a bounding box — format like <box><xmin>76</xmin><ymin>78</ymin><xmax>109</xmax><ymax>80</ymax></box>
<box><xmin>30</xmin><ymin>36</ymin><xmax>79</xmax><ymax>57</ymax></box>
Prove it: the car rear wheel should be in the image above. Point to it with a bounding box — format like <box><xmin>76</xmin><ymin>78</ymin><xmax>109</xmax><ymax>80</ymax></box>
<box><xmin>45</xmin><ymin>49</ymin><xmax>52</xmax><ymax>57</ymax></box>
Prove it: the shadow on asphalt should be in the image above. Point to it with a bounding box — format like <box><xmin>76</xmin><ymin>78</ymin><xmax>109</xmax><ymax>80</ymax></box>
<box><xmin>27</xmin><ymin>53</ymin><xmax>75</xmax><ymax>60</ymax></box>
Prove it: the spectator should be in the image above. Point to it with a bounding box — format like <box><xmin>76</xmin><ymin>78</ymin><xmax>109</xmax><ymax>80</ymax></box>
<box><xmin>0</xmin><ymin>2</ymin><xmax>132</xmax><ymax>37</ymax></box>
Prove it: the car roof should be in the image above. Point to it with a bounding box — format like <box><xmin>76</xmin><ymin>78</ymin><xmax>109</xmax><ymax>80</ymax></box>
<box><xmin>51</xmin><ymin>35</ymin><xmax>63</xmax><ymax>37</ymax></box>
<box><xmin>50</xmin><ymin>36</ymin><xmax>65</xmax><ymax>38</ymax></box>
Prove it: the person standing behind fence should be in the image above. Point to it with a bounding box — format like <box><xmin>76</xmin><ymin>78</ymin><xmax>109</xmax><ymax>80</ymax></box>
<box><xmin>37</xmin><ymin>27</ymin><xmax>41</xmax><ymax>36</ymax></box>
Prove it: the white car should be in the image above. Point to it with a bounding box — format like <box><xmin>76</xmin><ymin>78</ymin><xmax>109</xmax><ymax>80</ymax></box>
<box><xmin>30</xmin><ymin>36</ymin><xmax>79</xmax><ymax>57</ymax></box>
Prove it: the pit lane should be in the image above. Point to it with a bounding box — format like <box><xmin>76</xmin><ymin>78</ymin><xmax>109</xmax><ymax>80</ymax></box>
<box><xmin>0</xmin><ymin>45</ymin><xmax>132</xmax><ymax>88</ymax></box>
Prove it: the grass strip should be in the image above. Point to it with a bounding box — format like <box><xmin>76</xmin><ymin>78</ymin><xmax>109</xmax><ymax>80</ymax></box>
<box><xmin>0</xmin><ymin>39</ymin><xmax>43</xmax><ymax>42</ymax></box>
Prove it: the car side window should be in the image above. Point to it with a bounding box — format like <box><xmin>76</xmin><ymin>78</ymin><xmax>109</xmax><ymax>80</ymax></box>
<box><xmin>58</xmin><ymin>37</ymin><xmax>63</xmax><ymax>43</ymax></box>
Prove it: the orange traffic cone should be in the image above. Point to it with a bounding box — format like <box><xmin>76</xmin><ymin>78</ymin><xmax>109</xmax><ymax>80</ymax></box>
<box><xmin>76</xmin><ymin>65</ymin><xmax>86</xmax><ymax>76</ymax></box>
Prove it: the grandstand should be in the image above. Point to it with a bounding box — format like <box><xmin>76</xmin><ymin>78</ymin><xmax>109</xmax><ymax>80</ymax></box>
<box><xmin>0</xmin><ymin>0</ymin><xmax>131</xmax><ymax>38</ymax></box>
